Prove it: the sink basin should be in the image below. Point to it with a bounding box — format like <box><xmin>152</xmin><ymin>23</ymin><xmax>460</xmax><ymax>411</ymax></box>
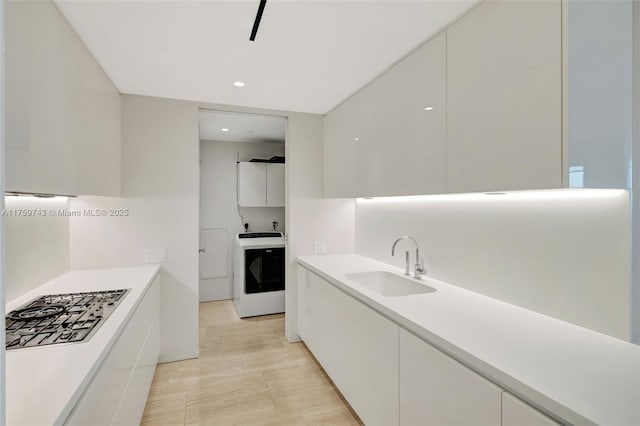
<box><xmin>345</xmin><ymin>271</ymin><xmax>436</xmax><ymax>297</ymax></box>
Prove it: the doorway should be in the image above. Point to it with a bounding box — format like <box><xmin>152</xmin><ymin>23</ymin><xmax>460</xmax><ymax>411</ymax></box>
<box><xmin>198</xmin><ymin>110</ymin><xmax>286</xmax><ymax>303</ymax></box>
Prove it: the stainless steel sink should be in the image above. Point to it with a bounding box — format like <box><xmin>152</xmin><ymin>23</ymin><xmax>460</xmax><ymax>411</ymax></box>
<box><xmin>345</xmin><ymin>271</ymin><xmax>436</xmax><ymax>297</ymax></box>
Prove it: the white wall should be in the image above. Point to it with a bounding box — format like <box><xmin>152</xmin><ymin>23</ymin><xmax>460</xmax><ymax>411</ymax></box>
<box><xmin>70</xmin><ymin>94</ymin><xmax>354</xmax><ymax>361</ymax></box>
<box><xmin>4</xmin><ymin>196</ymin><xmax>70</xmax><ymax>302</ymax></box>
<box><xmin>286</xmin><ymin>112</ymin><xmax>355</xmax><ymax>340</ymax></box>
<box><xmin>70</xmin><ymin>95</ymin><xmax>200</xmax><ymax>363</ymax></box>
<box><xmin>199</xmin><ymin>139</ymin><xmax>285</xmax><ymax>301</ymax></box>
<box><xmin>355</xmin><ymin>190</ymin><xmax>631</xmax><ymax>341</ymax></box>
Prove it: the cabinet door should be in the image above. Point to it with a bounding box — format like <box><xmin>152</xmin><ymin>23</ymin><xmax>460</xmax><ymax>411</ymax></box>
<box><xmin>298</xmin><ymin>268</ymin><xmax>399</xmax><ymax>425</ymax></box>
<box><xmin>237</xmin><ymin>162</ymin><xmax>266</xmax><ymax>207</ymax></box>
<box><xmin>6</xmin><ymin>0</ymin><xmax>121</xmax><ymax>196</ymax></box>
<box><xmin>502</xmin><ymin>392</ymin><xmax>560</xmax><ymax>426</ymax></box>
<box><xmin>446</xmin><ymin>0</ymin><xmax>562</xmax><ymax>193</ymax></box>
<box><xmin>323</xmin><ymin>93</ymin><xmax>362</xmax><ymax>198</ymax></box>
<box><xmin>266</xmin><ymin>163</ymin><xmax>285</xmax><ymax>207</ymax></box>
<box><xmin>324</xmin><ymin>31</ymin><xmax>446</xmax><ymax>198</ymax></box>
<box><xmin>399</xmin><ymin>328</ymin><xmax>502</xmax><ymax>425</ymax></box>
<box><xmin>355</xmin><ymin>31</ymin><xmax>447</xmax><ymax>197</ymax></box>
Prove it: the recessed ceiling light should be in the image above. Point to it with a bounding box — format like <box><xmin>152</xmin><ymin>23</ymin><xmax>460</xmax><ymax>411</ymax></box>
<box><xmin>233</xmin><ymin>81</ymin><xmax>245</xmax><ymax>87</ymax></box>
<box><xmin>354</xmin><ymin>137</ymin><xmax>360</xmax><ymax>141</ymax></box>
<box><xmin>424</xmin><ymin>106</ymin><xmax>434</xmax><ymax>111</ymax></box>
<box><xmin>221</xmin><ymin>128</ymin><xmax>229</xmax><ymax>132</ymax></box>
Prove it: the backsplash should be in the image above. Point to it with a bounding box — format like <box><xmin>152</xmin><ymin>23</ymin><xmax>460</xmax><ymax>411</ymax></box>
<box><xmin>355</xmin><ymin>189</ymin><xmax>631</xmax><ymax>341</ymax></box>
<box><xmin>4</xmin><ymin>196</ymin><xmax>71</xmax><ymax>302</ymax></box>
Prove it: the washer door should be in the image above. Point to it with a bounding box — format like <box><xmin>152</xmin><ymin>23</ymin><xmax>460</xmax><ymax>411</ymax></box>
<box><xmin>245</xmin><ymin>247</ymin><xmax>285</xmax><ymax>294</ymax></box>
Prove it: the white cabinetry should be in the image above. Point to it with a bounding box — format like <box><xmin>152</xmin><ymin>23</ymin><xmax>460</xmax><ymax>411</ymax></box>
<box><xmin>238</xmin><ymin>162</ymin><xmax>285</xmax><ymax>207</ymax></box>
<box><xmin>266</xmin><ymin>163</ymin><xmax>285</xmax><ymax>206</ymax></box>
<box><xmin>399</xmin><ymin>328</ymin><xmax>502</xmax><ymax>425</ymax></box>
<box><xmin>324</xmin><ymin>32</ymin><xmax>447</xmax><ymax>198</ymax></box>
<box><xmin>446</xmin><ymin>0</ymin><xmax>562</xmax><ymax>193</ymax></box>
<box><xmin>65</xmin><ymin>277</ymin><xmax>160</xmax><ymax>425</ymax></box>
<box><xmin>298</xmin><ymin>269</ymin><xmax>399</xmax><ymax>425</ymax></box>
<box><xmin>5</xmin><ymin>0</ymin><xmax>121</xmax><ymax>196</ymax></box>
<box><xmin>502</xmin><ymin>393</ymin><xmax>560</xmax><ymax>426</ymax></box>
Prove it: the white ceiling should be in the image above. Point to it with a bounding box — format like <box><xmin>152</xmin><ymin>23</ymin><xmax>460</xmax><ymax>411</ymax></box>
<box><xmin>54</xmin><ymin>0</ymin><xmax>478</xmax><ymax>114</ymax></box>
<box><xmin>199</xmin><ymin>110</ymin><xmax>286</xmax><ymax>143</ymax></box>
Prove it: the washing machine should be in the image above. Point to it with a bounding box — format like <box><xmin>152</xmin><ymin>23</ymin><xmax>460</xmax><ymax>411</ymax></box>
<box><xmin>233</xmin><ymin>232</ymin><xmax>285</xmax><ymax>318</ymax></box>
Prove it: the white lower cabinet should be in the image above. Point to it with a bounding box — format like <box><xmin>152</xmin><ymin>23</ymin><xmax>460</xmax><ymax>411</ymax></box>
<box><xmin>299</xmin><ymin>269</ymin><xmax>399</xmax><ymax>426</ymax></box>
<box><xmin>399</xmin><ymin>328</ymin><xmax>502</xmax><ymax>425</ymax></box>
<box><xmin>298</xmin><ymin>266</ymin><xmax>566</xmax><ymax>426</ymax></box>
<box><xmin>65</xmin><ymin>277</ymin><xmax>160</xmax><ymax>425</ymax></box>
<box><xmin>502</xmin><ymin>392</ymin><xmax>560</xmax><ymax>426</ymax></box>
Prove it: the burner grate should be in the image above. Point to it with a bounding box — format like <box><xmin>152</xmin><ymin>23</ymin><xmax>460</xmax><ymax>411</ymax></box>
<box><xmin>5</xmin><ymin>289</ymin><xmax>130</xmax><ymax>350</ymax></box>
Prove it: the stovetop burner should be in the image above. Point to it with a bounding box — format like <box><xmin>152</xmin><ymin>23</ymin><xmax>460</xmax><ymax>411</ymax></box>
<box><xmin>5</xmin><ymin>289</ymin><xmax>130</xmax><ymax>350</ymax></box>
<box><xmin>7</xmin><ymin>304</ymin><xmax>66</xmax><ymax>321</ymax></box>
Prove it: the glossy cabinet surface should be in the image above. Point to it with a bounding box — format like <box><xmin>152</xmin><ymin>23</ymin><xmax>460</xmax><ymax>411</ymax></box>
<box><xmin>299</xmin><ymin>269</ymin><xmax>399</xmax><ymax>425</ymax></box>
<box><xmin>324</xmin><ymin>32</ymin><xmax>447</xmax><ymax>198</ymax></box>
<box><xmin>399</xmin><ymin>328</ymin><xmax>502</xmax><ymax>425</ymax></box>
<box><xmin>446</xmin><ymin>0</ymin><xmax>562</xmax><ymax>193</ymax></box>
<box><xmin>502</xmin><ymin>392</ymin><xmax>560</xmax><ymax>426</ymax></box>
<box><xmin>65</xmin><ymin>277</ymin><xmax>160</xmax><ymax>425</ymax></box>
<box><xmin>565</xmin><ymin>0</ymin><xmax>633</xmax><ymax>189</ymax></box>
<box><xmin>5</xmin><ymin>0</ymin><xmax>121</xmax><ymax>196</ymax></box>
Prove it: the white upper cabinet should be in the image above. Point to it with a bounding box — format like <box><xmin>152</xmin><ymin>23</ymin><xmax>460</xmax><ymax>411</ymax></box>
<box><xmin>324</xmin><ymin>0</ymin><xmax>631</xmax><ymax>197</ymax></box>
<box><xmin>238</xmin><ymin>162</ymin><xmax>267</xmax><ymax>207</ymax></box>
<box><xmin>325</xmin><ymin>32</ymin><xmax>447</xmax><ymax>198</ymax></box>
<box><xmin>5</xmin><ymin>1</ymin><xmax>121</xmax><ymax>196</ymax></box>
<box><xmin>446</xmin><ymin>0</ymin><xmax>562</xmax><ymax>193</ymax></box>
<box><xmin>237</xmin><ymin>162</ymin><xmax>284</xmax><ymax>207</ymax></box>
<box><xmin>565</xmin><ymin>0</ymin><xmax>633</xmax><ymax>189</ymax></box>
<box><xmin>266</xmin><ymin>163</ymin><xmax>285</xmax><ymax>207</ymax></box>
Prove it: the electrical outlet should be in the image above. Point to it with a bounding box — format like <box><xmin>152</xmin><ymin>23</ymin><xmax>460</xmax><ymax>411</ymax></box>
<box><xmin>145</xmin><ymin>248</ymin><xmax>167</xmax><ymax>263</ymax></box>
<box><xmin>313</xmin><ymin>241</ymin><xmax>327</xmax><ymax>254</ymax></box>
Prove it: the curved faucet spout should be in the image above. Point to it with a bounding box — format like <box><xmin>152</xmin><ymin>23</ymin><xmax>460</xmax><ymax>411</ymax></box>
<box><xmin>391</xmin><ymin>236</ymin><xmax>425</xmax><ymax>279</ymax></box>
<box><xmin>391</xmin><ymin>235</ymin><xmax>419</xmax><ymax>256</ymax></box>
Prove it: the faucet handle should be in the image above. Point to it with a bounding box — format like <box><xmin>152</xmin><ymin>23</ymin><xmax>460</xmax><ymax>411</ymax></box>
<box><xmin>415</xmin><ymin>258</ymin><xmax>427</xmax><ymax>278</ymax></box>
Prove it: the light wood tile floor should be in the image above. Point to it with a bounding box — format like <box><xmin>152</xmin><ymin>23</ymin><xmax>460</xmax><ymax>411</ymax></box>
<box><xmin>141</xmin><ymin>300</ymin><xmax>362</xmax><ymax>426</ymax></box>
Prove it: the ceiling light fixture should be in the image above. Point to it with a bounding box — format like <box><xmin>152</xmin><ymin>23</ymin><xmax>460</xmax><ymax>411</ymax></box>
<box><xmin>354</xmin><ymin>137</ymin><xmax>360</xmax><ymax>141</ymax></box>
<box><xmin>424</xmin><ymin>106</ymin><xmax>434</xmax><ymax>111</ymax></box>
<box><xmin>249</xmin><ymin>0</ymin><xmax>267</xmax><ymax>41</ymax></box>
<box><xmin>221</xmin><ymin>128</ymin><xmax>229</xmax><ymax>132</ymax></box>
<box><xmin>233</xmin><ymin>81</ymin><xmax>245</xmax><ymax>87</ymax></box>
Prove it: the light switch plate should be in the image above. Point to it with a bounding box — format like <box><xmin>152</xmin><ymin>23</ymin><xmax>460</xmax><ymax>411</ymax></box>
<box><xmin>145</xmin><ymin>248</ymin><xmax>167</xmax><ymax>263</ymax></box>
<box><xmin>313</xmin><ymin>241</ymin><xmax>327</xmax><ymax>254</ymax></box>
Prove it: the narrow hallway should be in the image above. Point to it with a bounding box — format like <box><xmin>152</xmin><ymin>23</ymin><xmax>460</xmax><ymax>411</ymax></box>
<box><xmin>142</xmin><ymin>301</ymin><xmax>361</xmax><ymax>425</ymax></box>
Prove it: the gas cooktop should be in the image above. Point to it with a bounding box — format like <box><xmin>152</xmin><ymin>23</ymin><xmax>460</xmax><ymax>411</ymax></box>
<box><xmin>5</xmin><ymin>289</ymin><xmax>130</xmax><ymax>350</ymax></box>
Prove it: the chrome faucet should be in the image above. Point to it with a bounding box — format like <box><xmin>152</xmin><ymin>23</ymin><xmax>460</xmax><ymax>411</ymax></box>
<box><xmin>391</xmin><ymin>236</ymin><xmax>426</xmax><ymax>279</ymax></box>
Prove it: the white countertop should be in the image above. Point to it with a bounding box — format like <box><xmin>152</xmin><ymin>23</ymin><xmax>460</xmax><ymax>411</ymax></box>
<box><xmin>298</xmin><ymin>254</ymin><xmax>640</xmax><ymax>426</ymax></box>
<box><xmin>6</xmin><ymin>265</ymin><xmax>160</xmax><ymax>426</ymax></box>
